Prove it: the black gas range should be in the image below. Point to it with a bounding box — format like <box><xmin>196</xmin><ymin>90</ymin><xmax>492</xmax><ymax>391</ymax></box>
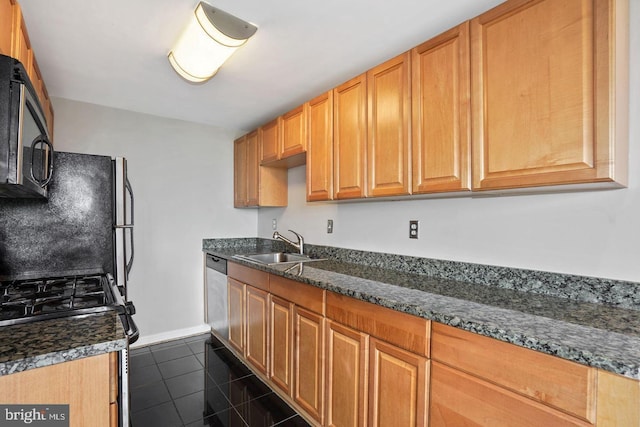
<box><xmin>0</xmin><ymin>272</ymin><xmax>138</xmax><ymax>342</ymax></box>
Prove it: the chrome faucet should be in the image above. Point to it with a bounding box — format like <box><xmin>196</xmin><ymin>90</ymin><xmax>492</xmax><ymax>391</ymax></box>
<box><xmin>273</xmin><ymin>229</ymin><xmax>304</xmax><ymax>254</ymax></box>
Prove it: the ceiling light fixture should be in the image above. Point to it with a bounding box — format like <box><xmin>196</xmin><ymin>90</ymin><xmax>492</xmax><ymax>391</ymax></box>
<box><xmin>168</xmin><ymin>2</ymin><xmax>257</xmax><ymax>83</ymax></box>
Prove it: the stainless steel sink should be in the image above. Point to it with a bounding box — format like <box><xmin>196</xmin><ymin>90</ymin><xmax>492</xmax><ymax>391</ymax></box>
<box><xmin>232</xmin><ymin>252</ymin><xmax>324</xmax><ymax>266</ymax></box>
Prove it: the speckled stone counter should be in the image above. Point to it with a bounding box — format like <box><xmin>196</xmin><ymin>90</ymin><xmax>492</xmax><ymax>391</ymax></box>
<box><xmin>0</xmin><ymin>311</ymin><xmax>126</xmax><ymax>376</ymax></box>
<box><xmin>203</xmin><ymin>238</ymin><xmax>640</xmax><ymax>379</ymax></box>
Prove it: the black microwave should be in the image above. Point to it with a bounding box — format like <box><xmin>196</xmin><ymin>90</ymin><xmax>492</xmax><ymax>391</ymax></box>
<box><xmin>0</xmin><ymin>54</ymin><xmax>53</xmax><ymax>198</ymax></box>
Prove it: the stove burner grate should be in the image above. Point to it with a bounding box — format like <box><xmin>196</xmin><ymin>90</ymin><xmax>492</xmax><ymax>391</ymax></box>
<box><xmin>0</xmin><ymin>274</ymin><xmax>118</xmax><ymax>326</ymax></box>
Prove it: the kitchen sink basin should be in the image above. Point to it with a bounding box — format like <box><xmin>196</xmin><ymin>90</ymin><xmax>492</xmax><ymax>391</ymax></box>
<box><xmin>233</xmin><ymin>252</ymin><xmax>325</xmax><ymax>266</ymax></box>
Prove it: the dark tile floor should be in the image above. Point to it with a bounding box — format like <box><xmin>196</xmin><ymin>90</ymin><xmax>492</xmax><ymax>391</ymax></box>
<box><xmin>129</xmin><ymin>333</ymin><xmax>311</xmax><ymax>427</ymax></box>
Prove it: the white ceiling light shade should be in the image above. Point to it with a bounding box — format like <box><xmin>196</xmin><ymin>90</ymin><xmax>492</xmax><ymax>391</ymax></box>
<box><xmin>168</xmin><ymin>2</ymin><xmax>257</xmax><ymax>83</ymax></box>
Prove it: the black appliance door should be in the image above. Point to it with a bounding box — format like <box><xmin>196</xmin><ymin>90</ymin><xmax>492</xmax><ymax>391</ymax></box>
<box><xmin>19</xmin><ymin>83</ymin><xmax>53</xmax><ymax>195</ymax></box>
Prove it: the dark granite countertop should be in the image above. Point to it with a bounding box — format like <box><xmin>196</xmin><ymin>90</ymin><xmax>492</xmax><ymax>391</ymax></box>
<box><xmin>0</xmin><ymin>311</ymin><xmax>127</xmax><ymax>376</ymax></box>
<box><xmin>203</xmin><ymin>238</ymin><xmax>640</xmax><ymax>380</ymax></box>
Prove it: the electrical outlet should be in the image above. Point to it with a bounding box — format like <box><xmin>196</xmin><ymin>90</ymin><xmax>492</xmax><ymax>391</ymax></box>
<box><xmin>272</xmin><ymin>219</ymin><xmax>277</xmax><ymax>230</ymax></box>
<box><xmin>409</xmin><ymin>220</ymin><xmax>419</xmax><ymax>239</ymax></box>
<box><xmin>327</xmin><ymin>219</ymin><xmax>333</xmax><ymax>234</ymax></box>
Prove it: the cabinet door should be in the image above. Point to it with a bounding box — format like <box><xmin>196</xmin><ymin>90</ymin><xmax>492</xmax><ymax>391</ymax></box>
<box><xmin>260</xmin><ymin>118</ymin><xmax>280</xmax><ymax>164</ymax></box>
<box><xmin>431</xmin><ymin>323</ymin><xmax>595</xmax><ymax>422</ymax></box>
<box><xmin>369</xmin><ymin>338</ymin><xmax>428</xmax><ymax>427</ymax></box>
<box><xmin>234</xmin><ymin>136</ymin><xmax>248</xmax><ymax>207</ymax></box>
<box><xmin>326</xmin><ymin>321</ymin><xmax>368</xmax><ymax>427</ymax></box>
<box><xmin>0</xmin><ymin>0</ymin><xmax>13</xmax><ymax>56</ymax></box>
<box><xmin>430</xmin><ymin>362</ymin><xmax>590</xmax><ymax>427</ymax></box>
<box><xmin>245</xmin><ymin>131</ymin><xmax>260</xmax><ymax>206</ymax></box>
<box><xmin>282</xmin><ymin>104</ymin><xmax>307</xmax><ymax>159</ymax></box>
<box><xmin>0</xmin><ymin>353</ymin><xmax>113</xmax><ymax>427</ymax></box>
<box><xmin>269</xmin><ymin>295</ymin><xmax>293</xmax><ymax>396</ymax></box>
<box><xmin>333</xmin><ymin>74</ymin><xmax>367</xmax><ymax>199</ymax></box>
<box><xmin>294</xmin><ymin>306</ymin><xmax>325</xmax><ymax>423</ymax></box>
<box><xmin>471</xmin><ymin>0</ymin><xmax>627</xmax><ymax>190</ymax></box>
<box><xmin>306</xmin><ymin>91</ymin><xmax>334</xmax><ymax>201</ymax></box>
<box><xmin>228</xmin><ymin>278</ymin><xmax>245</xmax><ymax>354</ymax></box>
<box><xmin>367</xmin><ymin>52</ymin><xmax>411</xmax><ymax>197</ymax></box>
<box><xmin>412</xmin><ymin>22</ymin><xmax>471</xmax><ymax>194</ymax></box>
<box><xmin>11</xmin><ymin>5</ymin><xmax>31</xmax><ymax>72</ymax></box>
<box><xmin>246</xmin><ymin>286</ymin><xmax>269</xmax><ymax>375</ymax></box>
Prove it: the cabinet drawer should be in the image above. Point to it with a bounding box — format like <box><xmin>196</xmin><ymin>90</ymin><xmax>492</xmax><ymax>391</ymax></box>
<box><xmin>431</xmin><ymin>323</ymin><xmax>595</xmax><ymax>422</ymax></box>
<box><xmin>228</xmin><ymin>261</ymin><xmax>269</xmax><ymax>291</ymax></box>
<box><xmin>326</xmin><ymin>292</ymin><xmax>429</xmax><ymax>357</ymax></box>
<box><xmin>431</xmin><ymin>362</ymin><xmax>591</xmax><ymax>427</ymax></box>
<box><xmin>270</xmin><ymin>274</ymin><xmax>325</xmax><ymax>315</ymax></box>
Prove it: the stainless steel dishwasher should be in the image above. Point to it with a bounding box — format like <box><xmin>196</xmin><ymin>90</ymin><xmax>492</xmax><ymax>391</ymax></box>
<box><xmin>205</xmin><ymin>254</ymin><xmax>228</xmax><ymax>341</ymax></box>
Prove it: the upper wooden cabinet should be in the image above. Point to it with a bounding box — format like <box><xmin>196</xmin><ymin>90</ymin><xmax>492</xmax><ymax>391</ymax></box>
<box><xmin>471</xmin><ymin>0</ymin><xmax>628</xmax><ymax>191</ymax></box>
<box><xmin>259</xmin><ymin>105</ymin><xmax>308</xmax><ymax>168</ymax></box>
<box><xmin>1</xmin><ymin>0</ymin><xmax>13</xmax><ymax>56</ymax></box>
<box><xmin>306</xmin><ymin>91</ymin><xmax>334</xmax><ymax>202</ymax></box>
<box><xmin>234</xmin><ymin>0</ymin><xmax>629</xmax><ymax>204</ymax></box>
<box><xmin>281</xmin><ymin>104</ymin><xmax>307</xmax><ymax>166</ymax></box>
<box><xmin>234</xmin><ymin>132</ymin><xmax>287</xmax><ymax>208</ymax></box>
<box><xmin>1</xmin><ymin>0</ymin><xmax>55</xmax><ymax>138</ymax></box>
<box><xmin>11</xmin><ymin>3</ymin><xmax>31</xmax><ymax>73</ymax></box>
<box><xmin>367</xmin><ymin>52</ymin><xmax>411</xmax><ymax>197</ymax></box>
<box><xmin>412</xmin><ymin>22</ymin><xmax>471</xmax><ymax>194</ymax></box>
<box><xmin>333</xmin><ymin>74</ymin><xmax>367</xmax><ymax>200</ymax></box>
<box><xmin>260</xmin><ymin>118</ymin><xmax>280</xmax><ymax>164</ymax></box>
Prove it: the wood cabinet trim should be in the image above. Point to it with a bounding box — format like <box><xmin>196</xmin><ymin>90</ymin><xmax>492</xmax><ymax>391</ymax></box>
<box><xmin>596</xmin><ymin>369</ymin><xmax>640</xmax><ymax>426</ymax></box>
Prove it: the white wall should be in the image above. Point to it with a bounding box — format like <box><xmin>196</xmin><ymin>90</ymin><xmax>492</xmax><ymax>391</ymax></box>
<box><xmin>51</xmin><ymin>98</ymin><xmax>258</xmax><ymax>343</ymax></box>
<box><xmin>257</xmin><ymin>1</ymin><xmax>640</xmax><ymax>284</ymax></box>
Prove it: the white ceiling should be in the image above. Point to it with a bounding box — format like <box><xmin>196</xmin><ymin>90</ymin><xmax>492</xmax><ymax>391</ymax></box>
<box><xmin>19</xmin><ymin>0</ymin><xmax>504</xmax><ymax>133</ymax></box>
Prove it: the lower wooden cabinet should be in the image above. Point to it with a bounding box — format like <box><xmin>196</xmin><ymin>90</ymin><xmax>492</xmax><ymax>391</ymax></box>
<box><xmin>325</xmin><ymin>293</ymin><xmax>430</xmax><ymax>427</ymax></box>
<box><xmin>368</xmin><ymin>338</ymin><xmax>429</xmax><ymax>427</ymax></box>
<box><xmin>294</xmin><ymin>306</ymin><xmax>325</xmax><ymax>423</ymax></box>
<box><xmin>0</xmin><ymin>352</ymin><xmax>117</xmax><ymax>427</ymax></box>
<box><xmin>228</xmin><ymin>278</ymin><xmax>245</xmax><ymax>354</ymax></box>
<box><xmin>269</xmin><ymin>295</ymin><xmax>294</xmax><ymax>396</ymax></box>
<box><xmin>325</xmin><ymin>321</ymin><xmax>368</xmax><ymax>427</ymax></box>
<box><xmin>430</xmin><ymin>362</ymin><xmax>591</xmax><ymax>427</ymax></box>
<box><xmin>226</xmin><ymin>263</ymin><xmax>640</xmax><ymax>427</ymax></box>
<box><xmin>431</xmin><ymin>322</ymin><xmax>595</xmax><ymax>422</ymax></box>
<box><xmin>246</xmin><ymin>286</ymin><xmax>269</xmax><ymax>375</ymax></box>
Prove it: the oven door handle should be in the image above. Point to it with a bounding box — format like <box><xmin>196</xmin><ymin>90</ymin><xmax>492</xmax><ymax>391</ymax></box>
<box><xmin>107</xmin><ymin>274</ymin><xmax>140</xmax><ymax>343</ymax></box>
<box><xmin>120</xmin><ymin>311</ymin><xmax>140</xmax><ymax>344</ymax></box>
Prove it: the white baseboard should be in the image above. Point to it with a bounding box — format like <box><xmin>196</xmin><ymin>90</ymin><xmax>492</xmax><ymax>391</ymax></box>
<box><xmin>130</xmin><ymin>323</ymin><xmax>210</xmax><ymax>349</ymax></box>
